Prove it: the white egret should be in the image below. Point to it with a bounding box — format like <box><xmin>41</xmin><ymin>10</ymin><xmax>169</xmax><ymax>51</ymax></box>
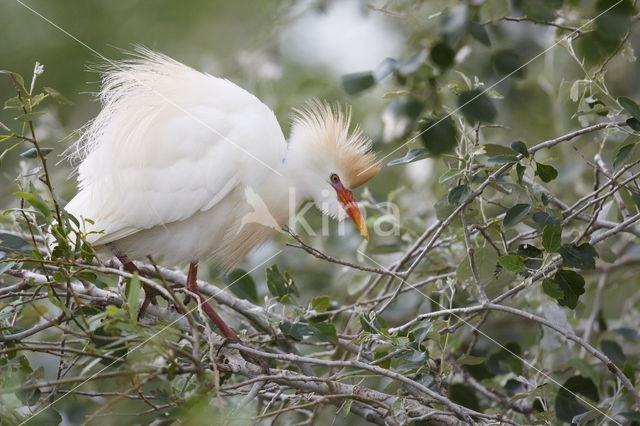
<box><xmin>65</xmin><ymin>49</ymin><xmax>381</xmax><ymax>343</ymax></box>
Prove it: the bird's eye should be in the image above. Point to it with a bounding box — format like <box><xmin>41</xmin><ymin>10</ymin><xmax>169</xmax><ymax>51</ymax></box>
<box><xmin>330</xmin><ymin>173</ymin><xmax>340</xmax><ymax>183</ymax></box>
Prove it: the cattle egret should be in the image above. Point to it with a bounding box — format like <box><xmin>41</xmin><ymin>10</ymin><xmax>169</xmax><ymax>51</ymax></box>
<box><xmin>65</xmin><ymin>49</ymin><xmax>381</xmax><ymax>345</ymax></box>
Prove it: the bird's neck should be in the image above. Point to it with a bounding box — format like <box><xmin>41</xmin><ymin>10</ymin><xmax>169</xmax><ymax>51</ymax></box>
<box><xmin>281</xmin><ymin>141</ymin><xmax>320</xmax><ymax>204</ymax></box>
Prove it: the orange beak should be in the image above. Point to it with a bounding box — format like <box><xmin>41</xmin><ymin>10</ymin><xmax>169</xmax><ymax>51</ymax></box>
<box><xmin>335</xmin><ymin>186</ymin><xmax>369</xmax><ymax>240</ymax></box>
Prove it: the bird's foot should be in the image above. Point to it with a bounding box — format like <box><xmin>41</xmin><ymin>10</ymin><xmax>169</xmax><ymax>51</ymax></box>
<box><xmin>216</xmin><ymin>336</ymin><xmax>240</xmax><ymax>357</ymax></box>
<box><xmin>216</xmin><ymin>337</ymin><xmax>270</xmax><ymax>374</ymax></box>
<box><xmin>137</xmin><ymin>284</ymin><xmax>159</xmax><ymax>320</ymax></box>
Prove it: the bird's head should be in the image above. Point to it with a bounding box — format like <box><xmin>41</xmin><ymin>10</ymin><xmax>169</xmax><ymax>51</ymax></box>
<box><xmin>286</xmin><ymin>101</ymin><xmax>381</xmax><ymax>240</ymax></box>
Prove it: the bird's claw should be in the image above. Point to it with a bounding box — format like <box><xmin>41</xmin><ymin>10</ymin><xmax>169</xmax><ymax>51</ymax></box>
<box><xmin>137</xmin><ymin>296</ymin><xmax>151</xmax><ymax>320</ymax></box>
<box><xmin>216</xmin><ymin>337</ymin><xmax>241</xmax><ymax>357</ymax></box>
<box><xmin>183</xmin><ymin>294</ymin><xmax>191</xmax><ymax>306</ymax></box>
<box><xmin>216</xmin><ymin>338</ymin><xmax>269</xmax><ymax>374</ymax></box>
<box><xmin>137</xmin><ymin>285</ymin><xmax>159</xmax><ymax>320</ymax></box>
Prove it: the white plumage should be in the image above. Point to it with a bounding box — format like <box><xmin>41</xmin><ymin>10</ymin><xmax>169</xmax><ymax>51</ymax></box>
<box><xmin>65</xmin><ymin>48</ymin><xmax>380</xmax><ymax>272</ymax></box>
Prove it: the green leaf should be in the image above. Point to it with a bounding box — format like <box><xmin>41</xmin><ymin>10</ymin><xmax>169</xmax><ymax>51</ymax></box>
<box><xmin>535</xmin><ymin>162</ymin><xmax>558</xmax><ymax>182</ymax></box>
<box><xmin>516</xmin><ymin>163</ymin><xmax>525</xmax><ymax>185</ymax></box>
<box><xmin>266</xmin><ymin>264</ymin><xmax>297</xmax><ymax>302</ymax></box>
<box><xmin>43</xmin><ymin>87</ymin><xmax>72</xmax><ymax>105</ymax></box>
<box><xmin>19</xmin><ymin>356</ymin><xmax>34</xmax><ymax>374</ymax></box>
<box><xmin>552</xmin><ymin>269</ymin><xmax>586</xmax><ymax>309</ymax></box>
<box><xmin>30</xmin><ymin>365</ymin><xmax>45</xmax><ymax>380</ymax></box>
<box><xmin>4</xmin><ymin>96</ymin><xmax>23</xmax><ymax>109</ymax></box>
<box><xmin>623</xmin><ymin>360</ymin><xmax>634</xmax><ymax>381</ymax></box>
<box><xmin>554</xmin><ymin>375</ymin><xmax>599</xmax><ymax>424</ymax></box>
<box><xmin>309</xmin><ymin>321</ymin><xmax>338</xmax><ymax>344</ymax></box>
<box><xmin>456</xmin><ymin>354</ymin><xmax>487</xmax><ymax>365</ymax></box>
<box><xmin>594</xmin><ymin>0</ymin><xmax>634</xmax><ymax>43</ymax></box>
<box><xmin>311</xmin><ymin>295</ymin><xmax>330</xmax><ymax>313</ymax></box>
<box><xmin>479</xmin><ymin>0</ymin><xmax>509</xmax><ymax>21</ymax></box>
<box><xmin>409</xmin><ymin>320</ymin><xmax>434</xmax><ymax>344</ymax></box>
<box><xmin>419</xmin><ymin>116</ymin><xmax>458</xmax><ymax>155</ymax></box>
<box><xmin>614</xmin><ymin>327</ymin><xmax>639</xmax><ymax>340</ymax></box>
<box><xmin>449</xmin><ymin>383</ymin><xmax>480</xmax><ymax>411</ymax></box>
<box><xmin>458</xmin><ymin>89</ymin><xmax>497</xmax><ymax>123</ymax></box>
<box><xmin>503</xmin><ymin>203</ymin><xmax>530</xmax><ymax>227</ymax></box>
<box><xmin>569</xmin><ymin>80</ymin><xmax>582</xmax><ymax>102</ymax></box>
<box><xmin>20</xmin><ymin>147</ymin><xmax>53</xmax><ymax>159</ymax></box>
<box><xmin>498</xmin><ymin>254</ymin><xmax>526</xmax><ymax>273</ymax></box>
<box><xmin>481</xmin><ymin>143</ymin><xmax>518</xmax><ymax>156</ymax></box>
<box><xmin>382</xmin><ymin>90</ymin><xmax>410</xmax><ymax>99</ymax></box>
<box><xmin>279</xmin><ymin>321</ymin><xmax>311</xmax><ymax>341</ymax></box>
<box><xmin>572</xmin><ymin>409</ymin><xmax>601</xmax><ymax>425</ymax></box>
<box><xmin>600</xmin><ymin>340</ymin><xmax>626</xmax><ymax>367</ymax></box>
<box><xmin>430</xmin><ymin>42</ymin><xmax>455</xmax><ymax>69</ymax></box>
<box><xmin>374</xmin><ymin>57</ymin><xmax>398</xmax><ymax>81</ymax></box>
<box><xmin>47</xmin><ymin>287</ymin><xmax>71</xmax><ymax>318</ymax></box>
<box><xmin>29</xmin><ymin>182</ymin><xmax>51</xmax><ymax>218</ymax></box>
<box><xmin>558</xmin><ymin>243</ymin><xmax>598</xmax><ymax>270</ymax></box>
<box><xmin>626</xmin><ymin>117</ymin><xmax>640</xmax><ymax>131</ymax></box>
<box><xmin>522</xmin><ymin>0</ymin><xmax>563</xmax><ymax>21</ymax></box>
<box><xmin>125</xmin><ymin>273</ymin><xmax>142</xmax><ymax>320</ymax></box>
<box><xmin>440</xmin><ymin>4</ymin><xmax>469</xmax><ymax>43</ymax></box>
<box><xmin>612</xmin><ymin>142</ymin><xmax>636</xmax><ymax>169</ymax></box>
<box><xmin>342</xmin><ymin>398</ymin><xmax>353</xmax><ymax>418</ymax></box>
<box><xmin>457</xmin><ymin>246</ymin><xmax>499</xmax><ymax>282</ymax></box>
<box><xmin>448</xmin><ymin>185</ymin><xmax>471</xmax><ymax>206</ymax></box>
<box><xmin>0</xmin><ymin>232</ymin><xmax>32</xmax><ymax>254</ymax></box>
<box><xmin>469</xmin><ymin>21</ymin><xmax>491</xmax><ymax>45</ymax></box>
<box><xmin>621</xmin><ymin>412</ymin><xmax>640</xmax><ymax>421</ymax></box>
<box><xmin>492</xmin><ymin>49</ymin><xmax>525</xmax><ymax>78</ymax></box>
<box><xmin>14</xmin><ymin>111</ymin><xmax>45</xmax><ymax>122</ymax></box>
<box><xmin>77</xmin><ymin>272</ymin><xmax>97</xmax><ymax>282</ymax></box>
<box><xmin>542</xmin><ymin>224</ymin><xmax>562</xmax><ymax>252</ymax></box>
<box><xmin>542</xmin><ymin>278</ymin><xmax>564</xmax><ymax>300</ymax></box>
<box><xmin>224</xmin><ymin>269</ymin><xmax>258</xmax><ymax>303</ymax></box>
<box><xmin>0</xmin><ymin>261</ymin><xmax>16</xmax><ymax>274</ymax></box>
<box><xmin>566</xmin><ymin>358</ymin><xmax>599</xmax><ymax>384</ymax></box>
<box><xmin>30</xmin><ymin>92</ymin><xmax>47</xmax><ymax>107</ymax></box>
<box><xmin>15</xmin><ymin>190</ymin><xmax>50</xmax><ymax>218</ymax></box>
<box><xmin>374</xmin><ymin>351</ymin><xmax>391</xmax><ymax>369</ymax></box>
<box><xmin>341</xmin><ymin>72</ymin><xmax>375</xmax><ymax>95</ymax></box>
<box><xmin>0</xmin><ymin>70</ymin><xmax>25</xmax><ymax>89</ymax></box>
<box><xmin>16</xmin><ymin>380</ymin><xmax>40</xmax><ymax>406</ymax></box>
<box><xmin>510</xmin><ymin>140</ymin><xmax>529</xmax><ymax>158</ymax></box>
<box><xmin>487</xmin><ymin>342</ymin><xmax>521</xmax><ymax>375</ymax></box>
<box><xmin>533</xmin><ymin>212</ymin><xmax>561</xmax><ymax>228</ymax></box>
<box><xmin>375</xmin><ymin>313</ymin><xmax>387</xmax><ymax>329</ymax></box>
<box><xmin>359</xmin><ymin>315</ymin><xmax>376</xmax><ymax>334</ymax></box>
<box><xmin>487</xmin><ymin>154</ymin><xmax>518</xmax><ymax>163</ymax></box>
<box><xmin>631</xmin><ymin>191</ymin><xmax>640</xmax><ymax>211</ymax></box>
<box><xmin>618</xmin><ymin>96</ymin><xmax>640</xmax><ymax>121</ymax></box>
<box><xmin>387</xmin><ymin>148</ymin><xmax>430</xmax><ymax>166</ymax></box>
<box><xmin>439</xmin><ymin>168</ymin><xmax>464</xmax><ymax>183</ymax></box>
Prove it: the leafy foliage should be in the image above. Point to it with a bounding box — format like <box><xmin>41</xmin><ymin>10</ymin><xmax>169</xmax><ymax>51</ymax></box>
<box><xmin>2</xmin><ymin>1</ymin><xmax>640</xmax><ymax>425</ymax></box>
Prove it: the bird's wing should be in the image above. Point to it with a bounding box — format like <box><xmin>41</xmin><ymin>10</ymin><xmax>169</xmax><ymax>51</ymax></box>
<box><xmin>65</xmin><ymin>49</ymin><xmax>286</xmax><ymax>245</ymax></box>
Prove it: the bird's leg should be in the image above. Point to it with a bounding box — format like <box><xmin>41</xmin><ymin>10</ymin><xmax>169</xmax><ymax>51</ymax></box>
<box><xmin>113</xmin><ymin>253</ymin><xmax>157</xmax><ymax>320</ymax></box>
<box><xmin>186</xmin><ymin>262</ymin><xmax>269</xmax><ymax>373</ymax></box>
<box><xmin>185</xmin><ymin>262</ymin><xmax>239</xmax><ymax>341</ymax></box>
